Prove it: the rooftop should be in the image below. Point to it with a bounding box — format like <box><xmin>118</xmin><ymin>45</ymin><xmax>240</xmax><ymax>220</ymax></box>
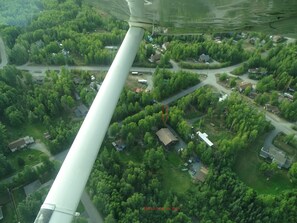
<box><xmin>75</xmin><ymin>104</ymin><xmax>88</xmax><ymax>117</ymax></box>
<box><xmin>156</xmin><ymin>128</ymin><xmax>178</xmax><ymax>146</ymax></box>
<box><xmin>197</xmin><ymin>131</ymin><xmax>213</xmax><ymax>147</ymax></box>
<box><xmin>260</xmin><ymin>147</ymin><xmax>289</xmax><ymax>168</ymax></box>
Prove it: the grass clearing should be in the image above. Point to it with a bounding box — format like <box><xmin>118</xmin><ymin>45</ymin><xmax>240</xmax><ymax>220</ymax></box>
<box><xmin>160</xmin><ymin>152</ymin><xmax>192</xmax><ymax>194</ymax></box>
<box><xmin>7</xmin><ymin>123</ymin><xmax>47</xmax><ymax>142</ymax></box>
<box><xmin>119</xmin><ymin>146</ymin><xmax>144</xmax><ymax>164</ymax></box>
<box><xmin>234</xmin><ymin>134</ymin><xmax>294</xmax><ymax>194</ymax></box>
<box><xmin>193</xmin><ymin>117</ymin><xmax>234</xmax><ymax>146</ymax></box>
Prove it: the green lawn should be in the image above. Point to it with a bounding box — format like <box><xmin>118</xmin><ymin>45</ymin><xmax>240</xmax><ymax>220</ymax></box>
<box><xmin>119</xmin><ymin>146</ymin><xmax>144</xmax><ymax>164</ymax></box>
<box><xmin>234</xmin><ymin>135</ymin><xmax>294</xmax><ymax>194</ymax></box>
<box><xmin>7</xmin><ymin>123</ymin><xmax>47</xmax><ymax>141</ymax></box>
<box><xmin>160</xmin><ymin>152</ymin><xmax>192</xmax><ymax>194</ymax></box>
<box><xmin>193</xmin><ymin>117</ymin><xmax>234</xmax><ymax>146</ymax></box>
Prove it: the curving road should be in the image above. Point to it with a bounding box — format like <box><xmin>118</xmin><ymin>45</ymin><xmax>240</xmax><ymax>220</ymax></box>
<box><xmin>1</xmin><ymin>34</ymin><xmax>295</xmax><ymax>138</ymax></box>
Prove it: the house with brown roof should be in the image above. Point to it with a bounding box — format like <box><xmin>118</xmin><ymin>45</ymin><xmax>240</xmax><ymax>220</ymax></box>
<box><xmin>156</xmin><ymin>128</ymin><xmax>178</xmax><ymax>146</ymax></box>
<box><xmin>195</xmin><ymin>166</ymin><xmax>209</xmax><ymax>182</ymax></box>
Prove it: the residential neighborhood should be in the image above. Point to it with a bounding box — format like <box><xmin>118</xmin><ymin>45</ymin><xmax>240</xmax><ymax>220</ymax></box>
<box><xmin>0</xmin><ymin>1</ymin><xmax>297</xmax><ymax>222</ymax></box>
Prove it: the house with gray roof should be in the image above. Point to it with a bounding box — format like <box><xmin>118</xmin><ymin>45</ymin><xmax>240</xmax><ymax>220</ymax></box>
<box><xmin>75</xmin><ymin>104</ymin><xmax>88</xmax><ymax>117</ymax></box>
<box><xmin>260</xmin><ymin>147</ymin><xmax>291</xmax><ymax>169</ymax></box>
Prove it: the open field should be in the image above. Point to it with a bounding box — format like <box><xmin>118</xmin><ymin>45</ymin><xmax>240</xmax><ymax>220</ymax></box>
<box><xmin>234</xmin><ymin>134</ymin><xmax>294</xmax><ymax>194</ymax></box>
<box><xmin>7</xmin><ymin>123</ymin><xmax>47</xmax><ymax>142</ymax></box>
<box><xmin>160</xmin><ymin>152</ymin><xmax>192</xmax><ymax>194</ymax></box>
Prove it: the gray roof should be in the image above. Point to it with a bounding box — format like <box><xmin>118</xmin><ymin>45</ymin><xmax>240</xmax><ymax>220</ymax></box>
<box><xmin>199</xmin><ymin>53</ymin><xmax>210</xmax><ymax>62</ymax></box>
<box><xmin>270</xmin><ymin>147</ymin><xmax>287</xmax><ymax>166</ymax></box>
<box><xmin>75</xmin><ymin>104</ymin><xmax>88</xmax><ymax>117</ymax></box>
<box><xmin>260</xmin><ymin>147</ymin><xmax>288</xmax><ymax>167</ymax></box>
<box><xmin>8</xmin><ymin>138</ymin><xmax>26</xmax><ymax>151</ymax></box>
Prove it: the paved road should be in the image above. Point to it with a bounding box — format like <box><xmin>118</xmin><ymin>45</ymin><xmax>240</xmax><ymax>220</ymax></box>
<box><xmin>81</xmin><ymin>190</ymin><xmax>104</xmax><ymax>223</ymax></box>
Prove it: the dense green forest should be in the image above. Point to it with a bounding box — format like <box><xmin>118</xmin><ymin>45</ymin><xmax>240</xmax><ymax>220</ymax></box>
<box><xmin>0</xmin><ymin>0</ymin><xmax>167</xmax><ymax>67</ymax></box>
<box><xmin>152</xmin><ymin>68</ymin><xmax>201</xmax><ymax>100</ymax></box>
<box><xmin>0</xmin><ymin>0</ymin><xmax>42</xmax><ymax>27</ymax></box>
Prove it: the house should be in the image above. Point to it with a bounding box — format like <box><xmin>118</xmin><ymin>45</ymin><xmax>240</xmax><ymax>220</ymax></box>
<box><xmin>156</xmin><ymin>128</ymin><xmax>178</xmax><ymax>146</ymax></box>
<box><xmin>199</xmin><ymin>54</ymin><xmax>210</xmax><ymax>63</ymax></box>
<box><xmin>238</xmin><ymin>81</ymin><xmax>252</xmax><ymax>92</ymax></box>
<box><xmin>149</xmin><ymin>52</ymin><xmax>161</xmax><ymax>63</ymax></box>
<box><xmin>8</xmin><ymin>136</ymin><xmax>34</xmax><ymax>152</ymax></box>
<box><xmin>264</xmin><ymin>104</ymin><xmax>280</xmax><ymax>115</ymax></box>
<box><xmin>219</xmin><ymin>94</ymin><xmax>228</xmax><ymax>102</ymax></box>
<box><xmin>112</xmin><ymin>140</ymin><xmax>126</xmax><ymax>151</ymax></box>
<box><xmin>75</xmin><ymin>104</ymin><xmax>88</xmax><ymax>117</ymax></box>
<box><xmin>195</xmin><ymin>166</ymin><xmax>209</xmax><ymax>182</ymax></box>
<box><xmin>0</xmin><ymin>206</ymin><xmax>3</xmax><ymax>220</ymax></box>
<box><xmin>260</xmin><ymin>147</ymin><xmax>290</xmax><ymax>169</ymax></box>
<box><xmin>196</xmin><ymin>131</ymin><xmax>213</xmax><ymax>147</ymax></box>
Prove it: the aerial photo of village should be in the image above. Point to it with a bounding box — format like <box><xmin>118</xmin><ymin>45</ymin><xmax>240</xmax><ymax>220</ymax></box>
<box><xmin>0</xmin><ymin>0</ymin><xmax>297</xmax><ymax>223</ymax></box>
